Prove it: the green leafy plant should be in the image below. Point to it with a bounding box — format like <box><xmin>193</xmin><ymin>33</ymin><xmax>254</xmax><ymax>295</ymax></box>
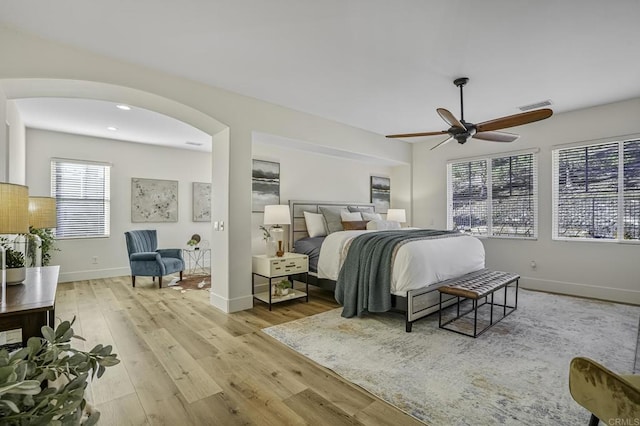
<box><xmin>26</xmin><ymin>227</ymin><xmax>59</xmax><ymax>267</ymax></box>
<box><xmin>0</xmin><ymin>318</ymin><xmax>120</xmax><ymax>425</ymax></box>
<box><xmin>259</xmin><ymin>225</ymin><xmax>271</xmax><ymax>241</ymax></box>
<box><xmin>0</xmin><ymin>237</ymin><xmax>25</xmax><ymax>269</ymax></box>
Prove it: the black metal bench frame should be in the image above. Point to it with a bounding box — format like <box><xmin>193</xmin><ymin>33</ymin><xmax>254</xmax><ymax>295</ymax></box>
<box><xmin>438</xmin><ymin>272</ymin><xmax>519</xmax><ymax>338</ymax></box>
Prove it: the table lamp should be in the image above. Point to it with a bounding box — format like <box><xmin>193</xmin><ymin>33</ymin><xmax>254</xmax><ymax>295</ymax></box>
<box><xmin>0</xmin><ymin>183</ymin><xmax>30</xmax><ymax>305</ymax></box>
<box><xmin>264</xmin><ymin>205</ymin><xmax>291</xmax><ymax>257</ymax></box>
<box><xmin>386</xmin><ymin>209</ymin><xmax>407</xmax><ymax>226</ymax></box>
<box><xmin>29</xmin><ymin>196</ymin><xmax>57</xmax><ymax>266</ymax></box>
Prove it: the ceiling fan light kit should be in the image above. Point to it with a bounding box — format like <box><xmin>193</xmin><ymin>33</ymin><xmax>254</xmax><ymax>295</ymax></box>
<box><xmin>386</xmin><ymin>77</ymin><xmax>553</xmax><ymax>150</ymax></box>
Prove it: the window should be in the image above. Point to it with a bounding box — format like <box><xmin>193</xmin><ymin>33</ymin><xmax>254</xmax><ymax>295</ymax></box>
<box><xmin>552</xmin><ymin>138</ymin><xmax>640</xmax><ymax>241</ymax></box>
<box><xmin>447</xmin><ymin>151</ymin><xmax>537</xmax><ymax>238</ymax></box>
<box><xmin>51</xmin><ymin>159</ymin><xmax>111</xmax><ymax>239</ymax></box>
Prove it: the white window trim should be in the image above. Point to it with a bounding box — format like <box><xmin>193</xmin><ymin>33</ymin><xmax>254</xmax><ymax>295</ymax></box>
<box><xmin>447</xmin><ymin>149</ymin><xmax>539</xmax><ymax>240</ymax></box>
<box><xmin>51</xmin><ymin>158</ymin><xmax>112</xmax><ymax>240</ymax></box>
<box><xmin>552</xmin><ymin>138</ymin><xmax>640</xmax><ymax>244</ymax></box>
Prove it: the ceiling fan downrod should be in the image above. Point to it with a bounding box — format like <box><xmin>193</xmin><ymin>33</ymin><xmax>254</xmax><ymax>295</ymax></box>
<box><xmin>454</xmin><ymin>77</ymin><xmax>469</xmax><ymax>122</ymax></box>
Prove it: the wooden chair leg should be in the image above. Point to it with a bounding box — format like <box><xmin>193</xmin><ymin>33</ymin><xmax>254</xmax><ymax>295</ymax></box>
<box><xmin>588</xmin><ymin>414</ymin><xmax>600</xmax><ymax>426</ymax></box>
<box><xmin>132</xmin><ymin>276</ymin><xmax>136</xmax><ymax>287</ymax></box>
<box><xmin>180</xmin><ymin>271</ymin><xmax>183</xmax><ymax>281</ymax></box>
<box><xmin>152</xmin><ymin>276</ymin><xmax>155</xmax><ymax>282</ymax></box>
<box><xmin>158</xmin><ymin>276</ymin><xmax>162</xmax><ymax>289</ymax></box>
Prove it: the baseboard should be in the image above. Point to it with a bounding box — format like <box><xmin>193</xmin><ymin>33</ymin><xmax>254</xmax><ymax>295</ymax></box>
<box><xmin>59</xmin><ymin>267</ymin><xmax>130</xmax><ymax>283</ymax></box>
<box><xmin>520</xmin><ymin>276</ymin><xmax>640</xmax><ymax>305</ymax></box>
<box><xmin>210</xmin><ymin>292</ymin><xmax>254</xmax><ymax>313</ymax></box>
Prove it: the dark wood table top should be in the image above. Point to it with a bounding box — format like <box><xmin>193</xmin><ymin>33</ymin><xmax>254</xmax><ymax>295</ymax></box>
<box><xmin>1</xmin><ymin>266</ymin><xmax>60</xmax><ymax>315</ymax></box>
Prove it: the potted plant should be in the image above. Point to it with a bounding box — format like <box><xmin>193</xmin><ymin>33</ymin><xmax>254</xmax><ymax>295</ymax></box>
<box><xmin>272</xmin><ymin>279</ymin><xmax>290</xmax><ymax>297</ymax></box>
<box><xmin>0</xmin><ymin>318</ymin><xmax>119</xmax><ymax>424</ymax></box>
<box><xmin>260</xmin><ymin>226</ymin><xmax>277</xmax><ymax>257</ymax></box>
<box><xmin>1</xmin><ymin>237</ymin><xmax>26</xmax><ymax>285</ymax></box>
<box><xmin>187</xmin><ymin>234</ymin><xmax>201</xmax><ymax>250</ymax></box>
<box><xmin>26</xmin><ymin>227</ymin><xmax>59</xmax><ymax>267</ymax></box>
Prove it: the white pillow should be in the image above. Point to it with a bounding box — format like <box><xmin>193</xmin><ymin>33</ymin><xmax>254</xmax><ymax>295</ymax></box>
<box><xmin>362</xmin><ymin>212</ymin><xmax>382</xmax><ymax>221</ymax></box>
<box><xmin>303</xmin><ymin>211</ymin><xmax>328</xmax><ymax>237</ymax></box>
<box><xmin>366</xmin><ymin>220</ymin><xmax>401</xmax><ymax>231</ymax></box>
<box><xmin>340</xmin><ymin>211</ymin><xmax>362</xmax><ymax>221</ymax></box>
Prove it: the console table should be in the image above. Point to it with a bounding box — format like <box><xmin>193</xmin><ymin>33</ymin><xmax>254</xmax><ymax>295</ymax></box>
<box><xmin>0</xmin><ymin>266</ymin><xmax>59</xmax><ymax>346</ymax></box>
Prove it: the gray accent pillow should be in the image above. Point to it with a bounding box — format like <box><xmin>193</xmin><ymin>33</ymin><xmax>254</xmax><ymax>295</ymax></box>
<box><xmin>348</xmin><ymin>205</ymin><xmax>375</xmax><ymax>213</ymax></box>
<box><xmin>362</xmin><ymin>212</ymin><xmax>382</xmax><ymax>221</ymax></box>
<box><xmin>319</xmin><ymin>206</ymin><xmax>349</xmax><ymax>233</ymax></box>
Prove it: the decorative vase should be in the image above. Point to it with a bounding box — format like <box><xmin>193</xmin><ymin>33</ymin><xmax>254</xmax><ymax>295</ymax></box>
<box><xmin>276</xmin><ymin>240</ymin><xmax>284</xmax><ymax>257</ymax></box>
<box><xmin>6</xmin><ymin>267</ymin><xmax>26</xmax><ymax>285</ymax></box>
<box><xmin>265</xmin><ymin>238</ymin><xmax>277</xmax><ymax>257</ymax></box>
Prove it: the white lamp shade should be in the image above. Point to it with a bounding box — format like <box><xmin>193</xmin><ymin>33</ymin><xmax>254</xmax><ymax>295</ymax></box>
<box><xmin>386</xmin><ymin>208</ymin><xmax>406</xmax><ymax>223</ymax></box>
<box><xmin>264</xmin><ymin>205</ymin><xmax>291</xmax><ymax>225</ymax></box>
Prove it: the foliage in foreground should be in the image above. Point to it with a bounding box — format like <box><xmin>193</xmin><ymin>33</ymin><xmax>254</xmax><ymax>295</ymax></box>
<box><xmin>0</xmin><ymin>318</ymin><xmax>120</xmax><ymax>425</ymax></box>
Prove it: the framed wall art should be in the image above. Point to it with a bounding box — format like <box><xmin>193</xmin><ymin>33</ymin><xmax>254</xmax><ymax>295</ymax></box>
<box><xmin>192</xmin><ymin>182</ymin><xmax>211</xmax><ymax>222</ymax></box>
<box><xmin>370</xmin><ymin>176</ymin><xmax>390</xmax><ymax>213</ymax></box>
<box><xmin>252</xmin><ymin>159</ymin><xmax>280</xmax><ymax>213</ymax></box>
<box><xmin>131</xmin><ymin>178</ymin><xmax>179</xmax><ymax>222</ymax></box>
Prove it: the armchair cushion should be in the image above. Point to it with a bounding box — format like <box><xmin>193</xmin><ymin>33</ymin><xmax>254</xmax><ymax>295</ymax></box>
<box><xmin>156</xmin><ymin>248</ymin><xmax>183</xmax><ymax>259</ymax></box>
<box><xmin>130</xmin><ymin>252</ymin><xmax>161</xmax><ymax>262</ymax></box>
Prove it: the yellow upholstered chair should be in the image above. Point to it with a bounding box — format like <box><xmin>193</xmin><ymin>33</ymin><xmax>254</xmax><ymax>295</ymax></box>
<box><xmin>569</xmin><ymin>357</ymin><xmax>640</xmax><ymax>426</ymax></box>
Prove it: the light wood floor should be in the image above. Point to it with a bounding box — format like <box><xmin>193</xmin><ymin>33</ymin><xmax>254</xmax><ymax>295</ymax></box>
<box><xmin>55</xmin><ymin>276</ymin><xmax>423</xmax><ymax>425</ymax></box>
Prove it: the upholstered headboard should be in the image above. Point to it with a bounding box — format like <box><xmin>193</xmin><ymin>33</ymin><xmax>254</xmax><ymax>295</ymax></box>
<box><xmin>288</xmin><ymin>200</ymin><xmax>376</xmax><ymax>249</ymax></box>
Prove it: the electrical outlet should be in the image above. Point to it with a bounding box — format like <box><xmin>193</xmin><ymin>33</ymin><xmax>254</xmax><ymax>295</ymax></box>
<box><xmin>92</xmin><ymin>256</ymin><xmax>98</xmax><ymax>264</ymax></box>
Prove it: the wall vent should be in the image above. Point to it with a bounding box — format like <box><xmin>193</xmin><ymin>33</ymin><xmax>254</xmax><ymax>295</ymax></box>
<box><xmin>518</xmin><ymin>99</ymin><xmax>553</xmax><ymax>111</ymax></box>
<box><xmin>185</xmin><ymin>141</ymin><xmax>203</xmax><ymax>146</ymax></box>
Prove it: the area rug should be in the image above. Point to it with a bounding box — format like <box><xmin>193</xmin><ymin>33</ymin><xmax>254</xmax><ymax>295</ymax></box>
<box><xmin>263</xmin><ymin>289</ymin><xmax>639</xmax><ymax>425</ymax></box>
<box><xmin>169</xmin><ymin>275</ymin><xmax>211</xmax><ymax>291</ymax></box>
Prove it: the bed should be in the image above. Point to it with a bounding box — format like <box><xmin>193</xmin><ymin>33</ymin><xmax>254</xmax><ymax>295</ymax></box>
<box><xmin>288</xmin><ymin>200</ymin><xmax>486</xmax><ymax>331</ymax></box>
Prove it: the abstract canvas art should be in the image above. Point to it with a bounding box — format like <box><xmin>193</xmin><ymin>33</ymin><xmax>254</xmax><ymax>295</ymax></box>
<box><xmin>131</xmin><ymin>178</ymin><xmax>178</xmax><ymax>222</ymax></box>
<box><xmin>192</xmin><ymin>182</ymin><xmax>211</xmax><ymax>222</ymax></box>
<box><xmin>252</xmin><ymin>159</ymin><xmax>280</xmax><ymax>212</ymax></box>
<box><xmin>370</xmin><ymin>176</ymin><xmax>390</xmax><ymax>213</ymax></box>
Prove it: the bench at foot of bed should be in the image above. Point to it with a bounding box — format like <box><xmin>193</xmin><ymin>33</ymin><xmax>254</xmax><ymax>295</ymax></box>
<box><xmin>437</xmin><ymin>269</ymin><xmax>520</xmax><ymax>338</ymax></box>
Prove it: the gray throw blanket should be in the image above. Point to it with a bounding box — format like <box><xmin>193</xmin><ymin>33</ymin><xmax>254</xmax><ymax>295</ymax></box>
<box><xmin>335</xmin><ymin>229</ymin><xmax>460</xmax><ymax>318</ymax></box>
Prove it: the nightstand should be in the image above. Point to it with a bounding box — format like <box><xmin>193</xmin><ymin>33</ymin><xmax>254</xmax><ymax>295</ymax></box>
<box><xmin>251</xmin><ymin>252</ymin><xmax>309</xmax><ymax>310</ymax></box>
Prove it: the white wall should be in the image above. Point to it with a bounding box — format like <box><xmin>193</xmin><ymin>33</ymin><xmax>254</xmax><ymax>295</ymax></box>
<box><xmin>0</xmin><ymin>87</ymin><xmax>7</xmax><ymax>181</ymax></box>
<box><xmin>0</xmin><ymin>25</ymin><xmax>411</xmax><ymax>313</ymax></box>
<box><xmin>251</xmin><ymin>141</ymin><xmax>400</xmax><ymax>254</ymax></box>
<box><xmin>412</xmin><ymin>98</ymin><xmax>640</xmax><ymax>304</ymax></box>
<box><xmin>7</xmin><ymin>100</ymin><xmax>26</xmax><ymax>184</ymax></box>
<box><xmin>26</xmin><ymin>128</ymin><xmax>212</xmax><ymax>283</ymax></box>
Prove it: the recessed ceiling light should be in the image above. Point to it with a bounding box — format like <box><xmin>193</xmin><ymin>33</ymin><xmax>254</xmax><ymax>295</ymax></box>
<box><xmin>116</xmin><ymin>104</ymin><xmax>131</xmax><ymax>111</ymax></box>
<box><xmin>107</xmin><ymin>126</ymin><xmax>118</xmax><ymax>131</ymax></box>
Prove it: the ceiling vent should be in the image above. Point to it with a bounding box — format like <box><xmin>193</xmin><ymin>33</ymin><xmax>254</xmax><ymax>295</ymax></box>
<box><xmin>185</xmin><ymin>141</ymin><xmax>203</xmax><ymax>146</ymax></box>
<box><xmin>518</xmin><ymin>99</ymin><xmax>553</xmax><ymax>111</ymax></box>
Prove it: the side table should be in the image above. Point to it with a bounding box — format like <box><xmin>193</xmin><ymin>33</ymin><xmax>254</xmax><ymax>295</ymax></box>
<box><xmin>251</xmin><ymin>252</ymin><xmax>309</xmax><ymax>310</ymax></box>
<box><xmin>183</xmin><ymin>248</ymin><xmax>211</xmax><ymax>276</ymax></box>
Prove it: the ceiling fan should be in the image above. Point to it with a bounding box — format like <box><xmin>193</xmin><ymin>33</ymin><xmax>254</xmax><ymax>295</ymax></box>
<box><xmin>386</xmin><ymin>77</ymin><xmax>553</xmax><ymax>150</ymax></box>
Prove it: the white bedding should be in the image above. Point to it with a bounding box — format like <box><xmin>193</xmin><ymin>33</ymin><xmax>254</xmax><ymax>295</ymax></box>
<box><xmin>317</xmin><ymin>230</ymin><xmax>485</xmax><ymax>296</ymax></box>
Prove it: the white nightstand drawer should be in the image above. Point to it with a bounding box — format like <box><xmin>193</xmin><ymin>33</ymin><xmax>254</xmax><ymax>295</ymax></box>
<box><xmin>270</xmin><ymin>256</ymin><xmax>307</xmax><ymax>275</ymax></box>
<box><xmin>252</xmin><ymin>253</ymin><xmax>308</xmax><ymax>278</ymax></box>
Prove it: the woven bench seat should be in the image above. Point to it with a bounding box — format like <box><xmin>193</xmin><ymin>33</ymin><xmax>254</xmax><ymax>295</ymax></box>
<box><xmin>438</xmin><ymin>269</ymin><xmax>520</xmax><ymax>299</ymax></box>
<box><xmin>438</xmin><ymin>268</ymin><xmax>520</xmax><ymax>338</ymax></box>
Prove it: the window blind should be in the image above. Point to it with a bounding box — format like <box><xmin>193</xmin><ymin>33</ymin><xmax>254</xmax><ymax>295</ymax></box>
<box><xmin>552</xmin><ymin>138</ymin><xmax>639</xmax><ymax>241</ymax></box>
<box><xmin>447</xmin><ymin>151</ymin><xmax>537</xmax><ymax>238</ymax></box>
<box><xmin>51</xmin><ymin>159</ymin><xmax>111</xmax><ymax>239</ymax></box>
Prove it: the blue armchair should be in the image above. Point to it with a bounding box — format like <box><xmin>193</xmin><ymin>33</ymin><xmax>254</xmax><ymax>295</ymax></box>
<box><xmin>124</xmin><ymin>230</ymin><xmax>184</xmax><ymax>288</ymax></box>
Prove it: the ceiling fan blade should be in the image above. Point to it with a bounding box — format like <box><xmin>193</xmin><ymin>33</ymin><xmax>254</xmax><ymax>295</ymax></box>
<box><xmin>430</xmin><ymin>136</ymin><xmax>454</xmax><ymax>151</ymax></box>
<box><xmin>475</xmin><ymin>108</ymin><xmax>553</xmax><ymax>132</ymax></box>
<box><xmin>473</xmin><ymin>131</ymin><xmax>519</xmax><ymax>143</ymax></box>
<box><xmin>386</xmin><ymin>130</ymin><xmax>448</xmax><ymax>138</ymax></box>
<box><xmin>436</xmin><ymin>108</ymin><xmax>466</xmax><ymax>130</ymax></box>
